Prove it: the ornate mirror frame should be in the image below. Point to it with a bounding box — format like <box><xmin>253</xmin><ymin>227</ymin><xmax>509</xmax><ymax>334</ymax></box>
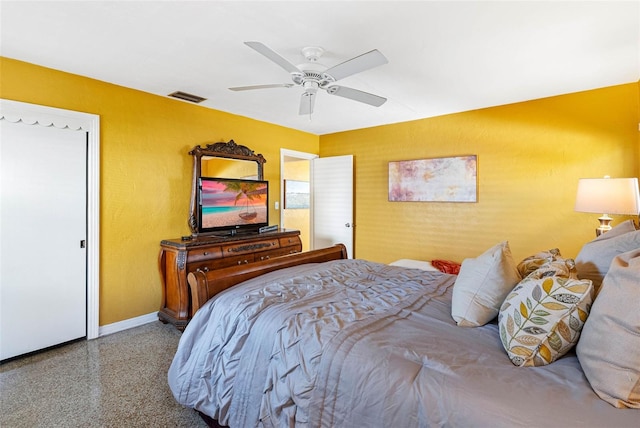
<box><xmin>188</xmin><ymin>140</ymin><xmax>266</xmax><ymax>235</ymax></box>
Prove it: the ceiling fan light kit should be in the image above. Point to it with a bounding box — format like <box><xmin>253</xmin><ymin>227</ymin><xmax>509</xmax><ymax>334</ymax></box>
<box><xmin>230</xmin><ymin>41</ymin><xmax>389</xmax><ymax>115</ymax></box>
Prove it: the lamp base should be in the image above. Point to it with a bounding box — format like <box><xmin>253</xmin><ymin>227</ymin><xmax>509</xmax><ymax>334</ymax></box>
<box><xmin>595</xmin><ymin>214</ymin><xmax>613</xmax><ymax>237</ymax></box>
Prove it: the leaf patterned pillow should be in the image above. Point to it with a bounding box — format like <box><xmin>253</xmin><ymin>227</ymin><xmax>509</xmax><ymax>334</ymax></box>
<box><xmin>498</xmin><ymin>275</ymin><xmax>594</xmax><ymax>367</ymax></box>
<box><xmin>516</xmin><ymin>248</ymin><xmax>562</xmax><ymax>278</ymax></box>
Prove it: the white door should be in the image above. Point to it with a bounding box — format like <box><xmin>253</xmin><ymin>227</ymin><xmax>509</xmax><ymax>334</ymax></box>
<box><xmin>0</xmin><ymin>120</ymin><xmax>87</xmax><ymax>360</ymax></box>
<box><xmin>311</xmin><ymin>155</ymin><xmax>354</xmax><ymax>258</ymax></box>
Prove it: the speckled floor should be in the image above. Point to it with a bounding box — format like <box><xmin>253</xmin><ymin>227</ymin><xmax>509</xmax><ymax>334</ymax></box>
<box><xmin>0</xmin><ymin>321</ymin><xmax>206</xmax><ymax>427</ymax></box>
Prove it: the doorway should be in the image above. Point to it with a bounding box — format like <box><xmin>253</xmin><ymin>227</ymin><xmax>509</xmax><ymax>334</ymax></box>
<box><xmin>280</xmin><ymin>149</ymin><xmax>316</xmax><ymax>252</ymax></box>
<box><xmin>280</xmin><ymin>149</ymin><xmax>354</xmax><ymax>257</ymax></box>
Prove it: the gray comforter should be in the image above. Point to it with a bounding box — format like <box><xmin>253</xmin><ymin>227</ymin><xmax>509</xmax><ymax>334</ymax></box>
<box><xmin>168</xmin><ymin>259</ymin><xmax>638</xmax><ymax>427</ymax></box>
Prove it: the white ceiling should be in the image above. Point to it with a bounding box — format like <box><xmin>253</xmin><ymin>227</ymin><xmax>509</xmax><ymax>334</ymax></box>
<box><xmin>1</xmin><ymin>1</ymin><xmax>639</xmax><ymax>135</ymax></box>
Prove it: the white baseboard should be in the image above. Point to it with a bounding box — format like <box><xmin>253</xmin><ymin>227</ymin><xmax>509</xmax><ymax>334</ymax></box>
<box><xmin>98</xmin><ymin>312</ymin><xmax>159</xmax><ymax>337</ymax></box>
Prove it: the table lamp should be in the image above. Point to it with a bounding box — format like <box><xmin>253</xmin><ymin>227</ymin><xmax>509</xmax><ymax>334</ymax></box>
<box><xmin>574</xmin><ymin>176</ymin><xmax>640</xmax><ymax>236</ymax></box>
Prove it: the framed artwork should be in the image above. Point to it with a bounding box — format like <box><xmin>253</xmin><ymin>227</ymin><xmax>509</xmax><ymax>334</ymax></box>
<box><xmin>388</xmin><ymin>155</ymin><xmax>477</xmax><ymax>202</ymax></box>
<box><xmin>284</xmin><ymin>179</ymin><xmax>310</xmax><ymax>209</ymax></box>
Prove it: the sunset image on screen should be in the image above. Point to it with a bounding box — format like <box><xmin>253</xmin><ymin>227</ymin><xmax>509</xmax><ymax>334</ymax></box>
<box><xmin>201</xmin><ymin>179</ymin><xmax>268</xmax><ymax>228</ymax></box>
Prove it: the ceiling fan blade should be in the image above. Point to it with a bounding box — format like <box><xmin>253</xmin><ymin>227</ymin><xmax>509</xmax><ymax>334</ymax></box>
<box><xmin>299</xmin><ymin>91</ymin><xmax>316</xmax><ymax>115</ymax></box>
<box><xmin>326</xmin><ymin>85</ymin><xmax>387</xmax><ymax>107</ymax></box>
<box><xmin>229</xmin><ymin>83</ymin><xmax>294</xmax><ymax>91</ymax></box>
<box><xmin>324</xmin><ymin>49</ymin><xmax>388</xmax><ymax>81</ymax></box>
<box><xmin>244</xmin><ymin>41</ymin><xmax>302</xmax><ymax>75</ymax></box>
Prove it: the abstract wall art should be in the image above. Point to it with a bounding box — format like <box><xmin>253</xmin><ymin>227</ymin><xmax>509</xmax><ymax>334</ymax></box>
<box><xmin>389</xmin><ymin>155</ymin><xmax>477</xmax><ymax>202</ymax></box>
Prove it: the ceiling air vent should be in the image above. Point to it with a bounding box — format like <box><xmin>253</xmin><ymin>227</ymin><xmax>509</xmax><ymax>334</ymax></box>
<box><xmin>168</xmin><ymin>91</ymin><xmax>207</xmax><ymax>103</ymax></box>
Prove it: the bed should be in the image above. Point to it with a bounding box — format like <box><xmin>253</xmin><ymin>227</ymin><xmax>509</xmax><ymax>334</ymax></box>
<box><xmin>168</xmin><ymin>225</ymin><xmax>640</xmax><ymax>427</ymax></box>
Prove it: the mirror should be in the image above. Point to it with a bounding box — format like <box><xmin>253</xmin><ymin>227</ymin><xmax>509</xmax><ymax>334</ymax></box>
<box><xmin>188</xmin><ymin>140</ymin><xmax>266</xmax><ymax>235</ymax></box>
<box><xmin>201</xmin><ymin>157</ymin><xmax>260</xmax><ymax>179</ymax></box>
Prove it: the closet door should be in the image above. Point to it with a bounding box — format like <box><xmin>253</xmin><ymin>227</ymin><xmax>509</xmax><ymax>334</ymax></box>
<box><xmin>0</xmin><ymin>120</ymin><xmax>87</xmax><ymax>360</ymax></box>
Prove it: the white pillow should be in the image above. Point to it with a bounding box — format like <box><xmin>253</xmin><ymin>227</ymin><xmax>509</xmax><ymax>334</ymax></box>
<box><xmin>576</xmin><ymin>248</ymin><xmax>640</xmax><ymax>408</ymax></box>
<box><xmin>451</xmin><ymin>241</ymin><xmax>521</xmax><ymax>327</ymax></box>
<box><xmin>389</xmin><ymin>259</ymin><xmax>438</xmax><ymax>272</ymax></box>
<box><xmin>575</xmin><ymin>221</ymin><xmax>640</xmax><ymax>293</ymax></box>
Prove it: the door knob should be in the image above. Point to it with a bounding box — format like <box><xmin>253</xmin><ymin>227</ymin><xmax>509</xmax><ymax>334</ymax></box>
<box><xmin>345</xmin><ymin>223</ymin><xmax>351</xmax><ymax>228</ymax></box>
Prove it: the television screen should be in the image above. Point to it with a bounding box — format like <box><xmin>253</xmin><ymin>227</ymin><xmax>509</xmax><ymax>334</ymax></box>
<box><xmin>198</xmin><ymin>177</ymin><xmax>269</xmax><ymax>234</ymax></box>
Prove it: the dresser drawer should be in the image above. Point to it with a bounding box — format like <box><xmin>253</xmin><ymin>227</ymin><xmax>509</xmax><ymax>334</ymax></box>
<box><xmin>189</xmin><ymin>254</ymin><xmax>254</xmax><ymax>272</ymax></box>
<box><xmin>279</xmin><ymin>236</ymin><xmax>301</xmax><ymax>248</ymax></box>
<box><xmin>222</xmin><ymin>239</ymin><xmax>279</xmax><ymax>256</ymax></box>
<box><xmin>257</xmin><ymin>246</ymin><xmax>301</xmax><ymax>261</ymax></box>
<box><xmin>222</xmin><ymin>253</ymin><xmax>255</xmax><ymax>266</ymax></box>
<box><xmin>187</xmin><ymin>246</ymin><xmax>223</xmax><ymax>263</ymax></box>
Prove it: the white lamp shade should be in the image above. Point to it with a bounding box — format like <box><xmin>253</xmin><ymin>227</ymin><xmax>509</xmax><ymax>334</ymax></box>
<box><xmin>574</xmin><ymin>177</ymin><xmax>640</xmax><ymax>215</ymax></box>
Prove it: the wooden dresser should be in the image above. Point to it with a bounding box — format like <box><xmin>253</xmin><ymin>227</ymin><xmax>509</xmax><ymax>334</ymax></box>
<box><xmin>158</xmin><ymin>229</ymin><xmax>302</xmax><ymax>330</ymax></box>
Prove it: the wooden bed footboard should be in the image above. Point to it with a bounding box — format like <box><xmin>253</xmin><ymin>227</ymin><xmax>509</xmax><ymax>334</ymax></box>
<box><xmin>187</xmin><ymin>244</ymin><xmax>348</xmax><ymax>314</ymax></box>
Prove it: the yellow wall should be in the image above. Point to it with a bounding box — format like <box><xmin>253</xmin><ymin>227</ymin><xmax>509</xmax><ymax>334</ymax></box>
<box><xmin>0</xmin><ymin>57</ymin><xmax>319</xmax><ymax>326</ymax></box>
<box><xmin>320</xmin><ymin>83</ymin><xmax>640</xmax><ymax>264</ymax></box>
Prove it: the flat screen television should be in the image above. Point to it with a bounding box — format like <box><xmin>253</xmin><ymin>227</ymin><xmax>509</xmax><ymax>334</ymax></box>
<box><xmin>198</xmin><ymin>177</ymin><xmax>269</xmax><ymax>235</ymax></box>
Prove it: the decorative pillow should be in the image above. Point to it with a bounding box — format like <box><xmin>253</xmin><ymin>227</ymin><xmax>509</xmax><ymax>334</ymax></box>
<box><xmin>516</xmin><ymin>248</ymin><xmax>562</xmax><ymax>279</ymax></box>
<box><xmin>575</xmin><ymin>221</ymin><xmax>640</xmax><ymax>293</ymax></box>
<box><xmin>498</xmin><ymin>275</ymin><xmax>594</xmax><ymax>367</ymax></box>
<box><xmin>525</xmin><ymin>257</ymin><xmax>578</xmax><ymax>281</ymax></box>
<box><xmin>451</xmin><ymin>241</ymin><xmax>521</xmax><ymax>327</ymax></box>
<box><xmin>576</xmin><ymin>248</ymin><xmax>640</xmax><ymax>408</ymax></box>
<box><xmin>431</xmin><ymin>259</ymin><xmax>461</xmax><ymax>275</ymax></box>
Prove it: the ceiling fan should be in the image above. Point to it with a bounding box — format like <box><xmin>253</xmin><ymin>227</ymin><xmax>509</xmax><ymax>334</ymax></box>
<box><xmin>229</xmin><ymin>41</ymin><xmax>389</xmax><ymax>115</ymax></box>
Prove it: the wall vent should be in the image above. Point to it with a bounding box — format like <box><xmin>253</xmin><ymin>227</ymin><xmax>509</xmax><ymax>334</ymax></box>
<box><xmin>168</xmin><ymin>91</ymin><xmax>207</xmax><ymax>103</ymax></box>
